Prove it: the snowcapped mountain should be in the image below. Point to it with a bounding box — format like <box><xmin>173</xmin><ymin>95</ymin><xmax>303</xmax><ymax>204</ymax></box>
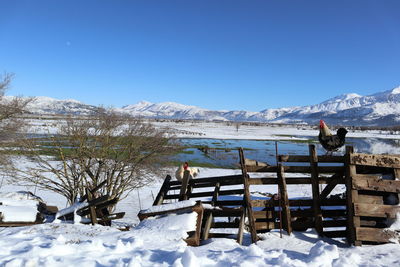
<box><xmin>11</xmin><ymin>86</ymin><xmax>400</xmax><ymax>126</ymax></box>
<box><xmin>4</xmin><ymin>96</ymin><xmax>100</xmax><ymax>116</ymax></box>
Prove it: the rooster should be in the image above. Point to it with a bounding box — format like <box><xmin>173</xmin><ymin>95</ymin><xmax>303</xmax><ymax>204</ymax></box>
<box><xmin>318</xmin><ymin>120</ymin><xmax>348</xmax><ymax>154</ymax></box>
<box><xmin>175</xmin><ymin>162</ymin><xmax>200</xmax><ymax>182</ymax></box>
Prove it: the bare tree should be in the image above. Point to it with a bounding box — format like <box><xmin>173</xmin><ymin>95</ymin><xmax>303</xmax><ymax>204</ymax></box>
<box><xmin>13</xmin><ymin>110</ymin><xmax>180</xmax><ymax>206</ymax></box>
<box><xmin>0</xmin><ymin>72</ymin><xmax>33</xmax><ymax>166</ymax></box>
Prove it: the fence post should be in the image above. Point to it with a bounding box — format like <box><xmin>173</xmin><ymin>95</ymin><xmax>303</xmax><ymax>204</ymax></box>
<box><xmin>277</xmin><ymin>164</ymin><xmax>292</xmax><ymax>234</ymax></box>
<box><xmin>85</xmin><ymin>188</ymin><xmax>98</xmax><ymax>225</ymax></box>
<box><xmin>239</xmin><ymin>148</ymin><xmax>258</xmax><ymax>243</ymax></box>
<box><xmin>309</xmin><ymin>145</ymin><xmax>323</xmax><ymax>236</ymax></box>
<box><xmin>153</xmin><ymin>175</ymin><xmax>171</xmax><ymax>206</ymax></box>
<box><xmin>345</xmin><ymin>146</ymin><xmax>361</xmax><ymax>246</ymax></box>
<box><xmin>179</xmin><ymin>170</ymin><xmax>190</xmax><ymax>201</ymax></box>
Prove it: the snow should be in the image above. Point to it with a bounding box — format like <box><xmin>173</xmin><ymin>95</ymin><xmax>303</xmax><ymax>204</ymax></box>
<box><xmin>1</xmin><ymin>165</ymin><xmax>399</xmax><ymax>266</ymax></box>
<box><xmin>1</xmin><ymin>220</ymin><xmax>399</xmax><ymax>266</ymax></box>
<box><xmin>0</xmin><ymin>205</ymin><xmax>38</xmax><ymax>222</ymax></box>
<box><xmin>0</xmin><ymin>195</ymin><xmax>39</xmax><ymax>222</ymax></box>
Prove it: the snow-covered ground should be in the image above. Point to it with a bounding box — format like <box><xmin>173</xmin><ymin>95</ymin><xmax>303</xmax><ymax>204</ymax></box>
<box><xmin>1</xmin><ymin>121</ymin><xmax>400</xmax><ymax>266</ymax></box>
<box><xmin>24</xmin><ymin>117</ymin><xmax>400</xmax><ymax>140</ymax></box>
<box><xmin>1</xmin><ymin>167</ymin><xmax>400</xmax><ymax>266</ymax></box>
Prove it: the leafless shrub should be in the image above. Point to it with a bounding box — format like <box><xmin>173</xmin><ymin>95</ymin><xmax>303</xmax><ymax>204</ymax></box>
<box><xmin>13</xmin><ymin>109</ymin><xmax>180</xmax><ymax>206</ymax></box>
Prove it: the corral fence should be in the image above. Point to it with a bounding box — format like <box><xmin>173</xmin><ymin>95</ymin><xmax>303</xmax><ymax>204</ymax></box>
<box><xmin>140</xmin><ymin>145</ymin><xmax>400</xmax><ymax>246</ymax></box>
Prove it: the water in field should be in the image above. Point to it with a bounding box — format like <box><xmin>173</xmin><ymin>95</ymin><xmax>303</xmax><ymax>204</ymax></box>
<box><xmin>173</xmin><ymin>137</ymin><xmax>400</xmax><ymax>168</ymax></box>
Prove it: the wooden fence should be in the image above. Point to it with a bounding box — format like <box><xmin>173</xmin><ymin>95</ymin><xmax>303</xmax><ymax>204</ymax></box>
<box><xmin>145</xmin><ymin>145</ymin><xmax>400</xmax><ymax>246</ymax></box>
<box><xmin>346</xmin><ymin>146</ymin><xmax>400</xmax><ymax>245</ymax></box>
<box><xmin>243</xmin><ymin>145</ymin><xmax>347</xmax><ymax>239</ymax></box>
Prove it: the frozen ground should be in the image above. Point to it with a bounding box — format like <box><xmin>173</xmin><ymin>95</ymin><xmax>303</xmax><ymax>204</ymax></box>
<box><xmin>24</xmin><ymin>117</ymin><xmax>400</xmax><ymax>141</ymax></box>
<box><xmin>1</xmin><ymin>167</ymin><xmax>400</xmax><ymax>266</ymax></box>
<box><xmin>0</xmin><ymin>121</ymin><xmax>399</xmax><ymax>266</ymax></box>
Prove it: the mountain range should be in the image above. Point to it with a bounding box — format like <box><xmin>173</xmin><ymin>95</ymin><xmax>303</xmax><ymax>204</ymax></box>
<box><xmin>14</xmin><ymin>86</ymin><xmax>400</xmax><ymax>126</ymax></box>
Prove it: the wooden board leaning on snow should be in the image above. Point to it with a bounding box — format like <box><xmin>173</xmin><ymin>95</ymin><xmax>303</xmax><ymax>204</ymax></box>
<box><xmin>139</xmin><ymin>200</ymin><xmax>198</xmax><ymax>214</ymax></box>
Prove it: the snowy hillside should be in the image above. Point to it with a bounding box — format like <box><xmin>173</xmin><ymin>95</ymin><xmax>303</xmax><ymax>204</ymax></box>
<box><xmin>119</xmin><ymin>86</ymin><xmax>400</xmax><ymax>126</ymax></box>
<box><xmin>9</xmin><ymin>86</ymin><xmax>400</xmax><ymax>126</ymax></box>
<box><xmin>12</xmin><ymin>96</ymin><xmax>100</xmax><ymax>116</ymax></box>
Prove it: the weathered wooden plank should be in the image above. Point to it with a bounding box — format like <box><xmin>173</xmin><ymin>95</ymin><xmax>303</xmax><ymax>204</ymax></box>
<box><xmin>138</xmin><ymin>201</ymin><xmax>202</xmax><ymax>220</ymax></box>
<box><xmin>356</xmin><ymin>227</ymin><xmax>397</xmax><ymax>243</ymax></box>
<box><xmin>85</xmin><ymin>195</ymin><xmax>111</xmax><ymax>207</ymax></box>
<box><xmin>184</xmin><ymin>179</ymin><xmax>195</xmax><ymax>200</ymax></box>
<box><xmin>360</xmin><ymin>219</ymin><xmax>378</xmax><ymax>227</ymax></box>
<box><xmin>323</xmin><ymin>230</ymin><xmax>347</xmax><ymax>238</ymax></box>
<box><xmin>319</xmin><ymin>173</ymin><xmax>343</xmax><ymax>200</ymax></box>
<box><xmin>278</xmin><ymin>155</ymin><xmax>344</xmax><ymax>163</ymax></box>
<box><xmin>345</xmin><ymin>146</ymin><xmax>360</xmax><ymax>246</ymax></box>
<box><xmin>0</xmin><ymin>221</ymin><xmax>43</xmax><ymax>227</ymax></box>
<box><xmin>165</xmin><ymin>188</ymin><xmax>244</xmax><ymax>199</ymax></box>
<box><xmin>309</xmin><ymin>144</ymin><xmax>323</xmax><ymax>236</ymax></box>
<box><xmin>357</xmin><ymin>194</ymin><xmax>384</xmax><ymax>204</ymax></box>
<box><xmin>245</xmin><ymin>165</ymin><xmax>278</xmax><ymax>173</ymax></box>
<box><xmin>277</xmin><ymin>164</ymin><xmax>292</xmax><ymax>234</ymax></box>
<box><xmin>78</xmin><ymin>198</ymin><xmax>119</xmax><ymax>217</ymax></box>
<box><xmin>203</xmin><ymin>188</ymin><xmax>245</xmax><ymax>198</ymax></box>
<box><xmin>251</xmin><ymin>198</ymin><xmax>346</xmax><ymax>208</ymax></box>
<box><xmin>353</xmin><ymin>176</ymin><xmax>400</xmax><ymax>193</ymax></box>
<box><xmin>85</xmin><ymin>188</ymin><xmax>98</xmax><ymax>225</ymax></box>
<box><xmin>191</xmin><ymin>180</ymin><xmax>243</xmax><ymax>188</ymax></box>
<box><xmin>202</xmin><ymin>200</ymin><xmax>245</xmax><ymax>206</ymax></box>
<box><xmin>322</xmin><ymin>220</ymin><xmax>347</xmax><ymax>227</ymax></box>
<box><xmin>184</xmin><ymin>203</ymin><xmax>204</xmax><ymax>246</ymax></box>
<box><xmin>213</xmin><ymin>221</ymin><xmax>240</xmax><ymax>228</ymax></box>
<box><xmin>248</xmin><ymin>176</ymin><xmax>345</xmax><ymax>185</ymax></box>
<box><xmin>0</xmin><ymin>213</ymin><xmax>43</xmax><ymax>227</ymax></box>
<box><xmin>179</xmin><ymin>170</ymin><xmax>191</xmax><ymax>201</ymax></box>
<box><xmin>246</xmin><ymin>165</ymin><xmax>343</xmax><ymax>173</ymax></box>
<box><xmin>322</xmin><ymin>209</ymin><xmax>347</xmax><ymax>217</ymax></box>
<box><xmin>249</xmin><ymin>177</ymin><xmax>311</xmax><ymax>185</ymax></box>
<box><xmin>351</xmin><ymin>153</ymin><xmax>400</xmax><ymax>168</ymax></box>
<box><xmin>253</xmin><ymin>210</ymin><xmax>275</xmax><ymax>219</ymax></box>
<box><xmin>354</xmin><ymin>203</ymin><xmax>400</xmax><ymax>218</ymax></box>
<box><xmin>153</xmin><ymin>175</ymin><xmax>172</xmax><ymax>206</ymax></box>
<box><xmin>255</xmin><ymin>221</ymin><xmax>278</xmax><ymax>230</ymax></box>
<box><xmin>237</xmin><ymin>210</ymin><xmax>246</xmax><ymax>245</ymax></box>
<box><xmin>211</xmin><ymin>182</ymin><xmax>220</xmax><ymax>206</ymax></box>
<box><xmin>80</xmin><ymin>180</ymin><xmax>108</xmax><ymax>202</ymax></box>
<box><xmin>207</xmin><ymin>233</ymin><xmax>236</xmax><ymax>238</ymax></box>
<box><xmin>290</xmin><ymin>208</ymin><xmax>347</xmax><ymax>218</ymax></box>
<box><xmin>239</xmin><ymin>147</ymin><xmax>258</xmax><ymax>243</ymax></box>
<box><xmin>202</xmin><ymin>212</ymin><xmax>213</xmax><ymax>240</ymax></box>
<box><xmin>188</xmin><ymin>175</ymin><xmax>243</xmax><ymax>185</ymax></box>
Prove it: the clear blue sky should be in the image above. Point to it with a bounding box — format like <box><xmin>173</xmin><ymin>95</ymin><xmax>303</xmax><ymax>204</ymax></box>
<box><xmin>1</xmin><ymin>0</ymin><xmax>399</xmax><ymax>111</ymax></box>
